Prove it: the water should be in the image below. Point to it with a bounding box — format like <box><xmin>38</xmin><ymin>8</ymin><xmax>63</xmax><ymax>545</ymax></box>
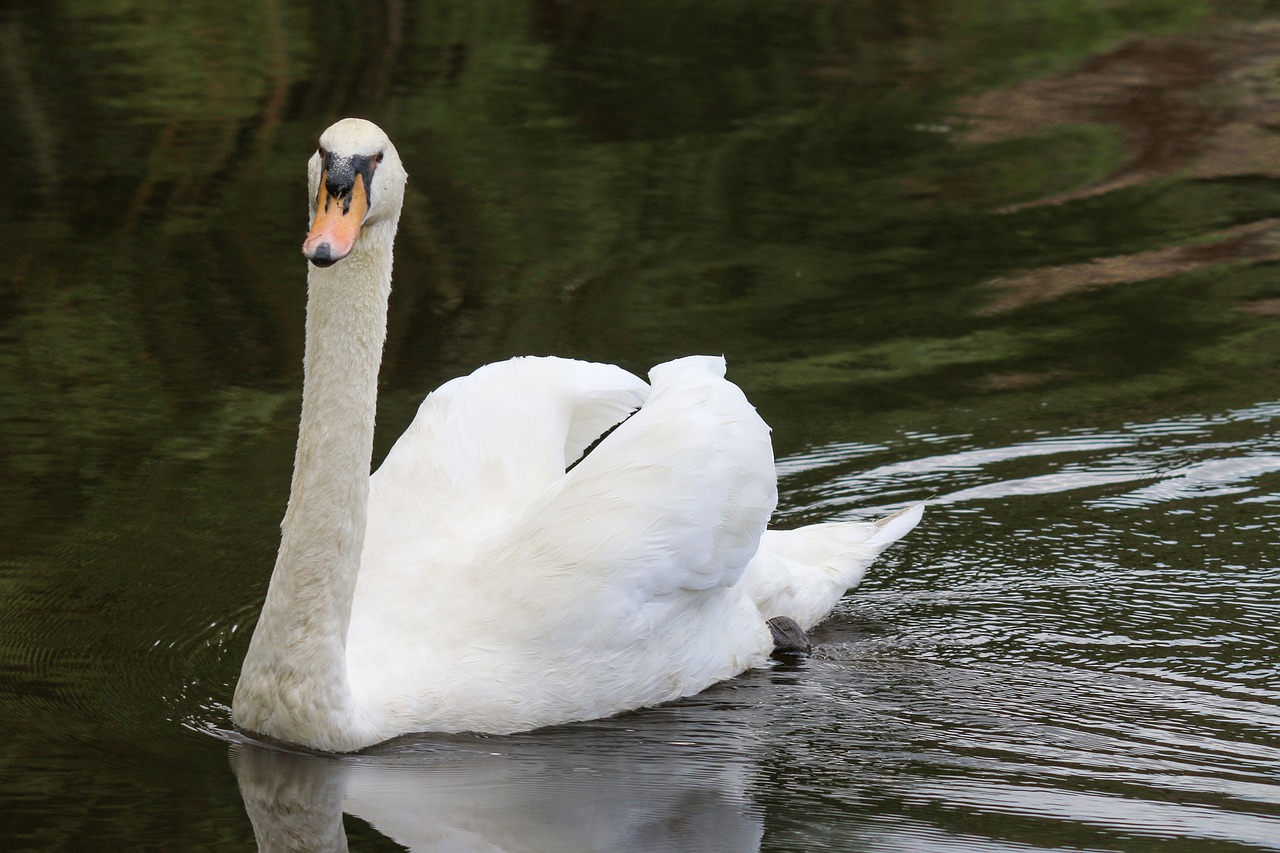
<box><xmin>4</xmin><ymin>2</ymin><xmax>1280</xmax><ymax>850</ymax></box>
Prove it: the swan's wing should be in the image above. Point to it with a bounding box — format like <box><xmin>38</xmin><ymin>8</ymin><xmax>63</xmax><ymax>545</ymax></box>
<box><xmin>486</xmin><ymin>355</ymin><xmax>778</xmax><ymax>635</ymax></box>
<box><xmin>349</xmin><ymin>356</ymin><xmax>777</xmax><ymax>731</ymax></box>
<box><xmin>365</xmin><ymin>356</ymin><xmax>649</xmax><ymax>537</ymax></box>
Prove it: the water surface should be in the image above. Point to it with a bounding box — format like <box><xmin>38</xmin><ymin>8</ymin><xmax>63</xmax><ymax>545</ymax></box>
<box><xmin>3</xmin><ymin>2</ymin><xmax>1280</xmax><ymax>850</ymax></box>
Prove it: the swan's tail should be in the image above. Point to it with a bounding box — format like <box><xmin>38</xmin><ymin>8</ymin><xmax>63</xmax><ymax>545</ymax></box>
<box><xmin>741</xmin><ymin>502</ymin><xmax>924</xmax><ymax>631</ymax></box>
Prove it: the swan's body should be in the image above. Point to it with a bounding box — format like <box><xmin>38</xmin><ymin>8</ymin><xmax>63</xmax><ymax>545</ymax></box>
<box><xmin>232</xmin><ymin>118</ymin><xmax>922</xmax><ymax>752</ymax></box>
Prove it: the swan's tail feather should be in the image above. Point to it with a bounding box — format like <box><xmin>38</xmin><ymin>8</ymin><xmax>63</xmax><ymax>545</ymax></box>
<box><xmin>741</xmin><ymin>502</ymin><xmax>925</xmax><ymax>631</ymax></box>
<box><xmin>868</xmin><ymin>501</ymin><xmax>927</xmax><ymax>549</ymax></box>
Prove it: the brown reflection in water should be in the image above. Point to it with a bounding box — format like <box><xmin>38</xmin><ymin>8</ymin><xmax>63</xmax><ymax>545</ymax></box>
<box><xmin>960</xmin><ymin>22</ymin><xmax>1280</xmax><ymax>204</ymax></box>
<box><xmin>958</xmin><ymin>22</ymin><xmax>1280</xmax><ymax>315</ymax></box>
<box><xmin>982</xmin><ymin>217</ymin><xmax>1280</xmax><ymax>314</ymax></box>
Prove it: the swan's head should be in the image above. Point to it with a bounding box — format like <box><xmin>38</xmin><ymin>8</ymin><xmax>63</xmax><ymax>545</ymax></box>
<box><xmin>303</xmin><ymin>118</ymin><xmax>407</xmax><ymax>267</ymax></box>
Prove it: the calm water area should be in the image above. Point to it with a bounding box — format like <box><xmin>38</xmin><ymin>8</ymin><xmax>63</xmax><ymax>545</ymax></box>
<box><xmin>4</xmin><ymin>2</ymin><xmax>1280</xmax><ymax>850</ymax></box>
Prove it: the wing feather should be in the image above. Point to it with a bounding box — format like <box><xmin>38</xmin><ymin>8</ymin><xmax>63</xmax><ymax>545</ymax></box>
<box><xmin>482</xmin><ymin>356</ymin><xmax>777</xmax><ymax>636</ymax></box>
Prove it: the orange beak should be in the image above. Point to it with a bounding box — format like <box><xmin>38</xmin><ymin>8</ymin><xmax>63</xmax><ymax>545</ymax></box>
<box><xmin>302</xmin><ymin>170</ymin><xmax>370</xmax><ymax>267</ymax></box>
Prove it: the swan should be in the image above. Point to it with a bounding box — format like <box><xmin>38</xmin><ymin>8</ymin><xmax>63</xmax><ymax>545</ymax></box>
<box><xmin>232</xmin><ymin>118</ymin><xmax>923</xmax><ymax>752</ymax></box>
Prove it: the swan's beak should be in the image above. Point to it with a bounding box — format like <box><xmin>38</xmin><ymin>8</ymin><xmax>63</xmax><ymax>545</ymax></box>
<box><xmin>303</xmin><ymin>168</ymin><xmax>370</xmax><ymax>267</ymax></box>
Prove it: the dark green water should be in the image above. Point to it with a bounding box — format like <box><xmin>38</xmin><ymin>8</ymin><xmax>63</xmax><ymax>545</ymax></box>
<box><xmin>4</xmin><ymin>2</ymin><xmax>1280</xmax><ymax>850</ymax></box>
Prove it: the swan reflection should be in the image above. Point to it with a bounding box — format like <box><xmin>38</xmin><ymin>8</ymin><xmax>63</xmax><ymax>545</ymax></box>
<box><xmin>231</xmin><ymin>711</ymin><xmax>764</xmax><ymax>853</ymax></box>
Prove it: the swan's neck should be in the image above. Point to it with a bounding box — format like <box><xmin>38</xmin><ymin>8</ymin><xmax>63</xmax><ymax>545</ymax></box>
<box><xmin>234</xmin><ymin>226</ymin><xmax>394</xmax><ymax>751</ymax></box>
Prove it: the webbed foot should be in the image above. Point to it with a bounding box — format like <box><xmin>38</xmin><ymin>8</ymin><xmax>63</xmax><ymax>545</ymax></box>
<box><xmin>767</xmin><ymin>616</ymin><xmax>812</xmax><ymax>657</ymax></box>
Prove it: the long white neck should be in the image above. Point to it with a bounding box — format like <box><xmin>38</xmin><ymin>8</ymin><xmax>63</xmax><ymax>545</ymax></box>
<box><xmin>233</xmin><ymin>223</ymin><xmax>394</xmax><ymax>752</ymax></box>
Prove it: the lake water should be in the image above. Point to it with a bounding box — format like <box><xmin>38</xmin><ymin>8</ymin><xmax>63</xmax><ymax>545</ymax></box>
<box><xmin>3</xmin><ymin>2</ymin><xmax>1280</xmax><ymax>850</ymax></box>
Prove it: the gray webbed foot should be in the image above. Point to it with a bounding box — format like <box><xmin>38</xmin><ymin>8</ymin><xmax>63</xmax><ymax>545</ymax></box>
<box><xmin>767</xmin><ymin>616</ymin><xmax>812</xmax><ymax>657</ymax></box>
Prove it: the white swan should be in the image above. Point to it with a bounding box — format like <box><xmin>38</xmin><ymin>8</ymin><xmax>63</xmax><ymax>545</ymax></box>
<box><xmin>232</xmin><ymin>118</ymin><xmax>923</xmax><ymax>752</ymax></box>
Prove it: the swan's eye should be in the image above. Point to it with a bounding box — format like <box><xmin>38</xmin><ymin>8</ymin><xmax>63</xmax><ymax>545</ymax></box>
<box><xmin>317</xmin><ymin>147</ymin><xmax>327</xmax><ymax>162</ymax></box>
<box><xmin>374</xmin><ymin>152</ymin><xmax>384</xmax><ymax>165</ymax></box>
